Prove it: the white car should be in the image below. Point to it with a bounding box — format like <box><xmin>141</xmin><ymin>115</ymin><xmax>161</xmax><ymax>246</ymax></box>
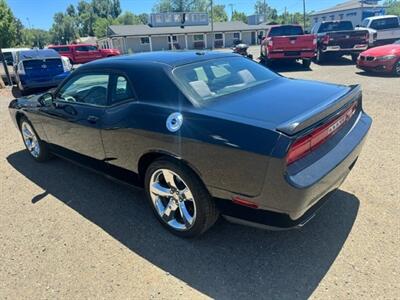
<box><xmin>1</xmin><ymin>48</ymin><xmax>30</xmax><ymax>84</ymax></box>
<box><xmin>357</xmin><ymin>15</ymin><xmax>400</xmax><ymax>46</ymax></box>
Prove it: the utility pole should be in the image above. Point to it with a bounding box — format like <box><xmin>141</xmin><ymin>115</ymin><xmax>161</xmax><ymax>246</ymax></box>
<box><xmin>210</xmin><ymin>0</ymin><xmax>214</xmax><ymax>50</ymax></box>
<box><xmin>284</xmin><ymin>6</ymin><xmax>287</xmax><ymax>24</ymax></box>
<box><xmin>303</xmin><ymin>0</ymin><xmax>306</xmax><ymax>29</ymax></box>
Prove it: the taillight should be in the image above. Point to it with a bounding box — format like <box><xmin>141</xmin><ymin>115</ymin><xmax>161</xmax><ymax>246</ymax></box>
<box><xmin>17</xmin><ymin>61</ymin><xmax>25</xmax><ymax>75</ymax></box>
<box><xmin>322</xmin><ymin>35</ymin><xmax>330</xmax><ymax>44</ymax></box>
<box><xmin>267</xmin><ymin>37</ymin><xmax>273</xmax><ymax>47</ymax></box>
<box><xmin>286</xmin><ymin>102</ymin><xmax>358</xmax><ymax>165</ymax></box>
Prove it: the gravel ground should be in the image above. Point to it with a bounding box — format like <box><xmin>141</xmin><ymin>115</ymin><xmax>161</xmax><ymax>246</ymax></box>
<box><xmin>0</xmin><ymin>51</ymin><xmax>399</xmax><ymax>299</ymax></box>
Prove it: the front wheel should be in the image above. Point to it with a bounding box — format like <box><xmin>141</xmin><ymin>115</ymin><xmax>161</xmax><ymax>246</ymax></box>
<box><xmin>19</xmin><ymin>117</ymin><xmax>52</xmax><ymax>162</ymax></box>
<box><xmin>145</xmin><ymin>159</ymin><xmax>219</xmax><ymax>238</ymax></box>
<box><xmin>393</xmin><ymin>60</ymin><xmax>400</xmax><ymax>77</ymax></box>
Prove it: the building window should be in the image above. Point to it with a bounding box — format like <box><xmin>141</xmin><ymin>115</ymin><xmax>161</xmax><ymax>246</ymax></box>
<box><xmin>155</xmin><ymin>15</ymin><xmax>163</xmax><ymax>23</ymax></box>
<box><xmin>322</xmin><ymin>16</ymin><xmax>326</xmax><ymax>21</ymax></box>
<box><xmin>140</xmin><ymin>37</ymin><xmax>150</xmax><ymax>44</ymax></box>
<box><xmin>330</xmin><ymin>15</ymin><xmax>335</xmax><ymax>20</ymax></box>
<box><xmin>215</xmin><ymin>33</ymin><xmax>223</xmax><ymax>40</ymax></box>
<box><xmin>173</xmin><ymin>13</ymin><xmax>181</xmax><ymax>22</ymax></box>
<box><xmin>165</xmin><ymin>14</ymin><xmax>173</xmax><ymax>23</ymax></box>
<box><xmin>314</xmin><ymin>17</ymin><xmax>318</xmax><ymax>23</ymax></box>
<box><xmin>346</xmin><ymin>12</ymin><xmax>357</xmax><ymax>17</ymax></box>
<box><xmin>193</xmin><ymin>34</ymin><xmax>204</xmax><ymax>41</ymax></box>
<box><xmin>339</xmin><ymin>14</ymin><xmax>344</xmax><ymax>20</ymax></box>
<box><xmin>233</xmin><ymin>32</ymin><xmax>240</xmax><ymax>39</ymax></box>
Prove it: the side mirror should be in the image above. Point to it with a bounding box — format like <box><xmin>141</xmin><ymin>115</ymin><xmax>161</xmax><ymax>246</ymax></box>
<box><xmin>38</xmin><ymin>92</ymin><xmax>54</xmax><ymax>106</ymax></box>
<box><xmin>304</xmin><ymin>30</ymin><xmax>310</xmax><ymax>34</ymax></box>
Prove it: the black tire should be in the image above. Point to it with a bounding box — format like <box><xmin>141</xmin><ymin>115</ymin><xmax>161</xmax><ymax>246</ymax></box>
<box><xmin>393</xmin><ymin>59</ymin><xmax>400</xmax><ymax>77</ymax></box>
<box><xmin>144</xmin><ymin>158</ymin><xmax>219</xmax><ymax>238</ymax></box>
<box><xmin>302</xmin><ymin>59</ymin><xmax>312</xmax><ymax>68</ymax></box>
<box><xmin>314</xmin><ymin>49</ymin><xmax>325</xmax><ymax>64</ymax></box>
<box><xmin>351</xmin><ymin>53</ymin><xmax>359</xmax><ymax>63</ymax></box>
<box><xmin>19</xmin><ymin>117</ymin><xmax>52</xmax><ymax>162</ymax></box>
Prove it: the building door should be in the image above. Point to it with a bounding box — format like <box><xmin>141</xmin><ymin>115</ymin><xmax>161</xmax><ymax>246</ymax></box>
<box><xmin>251</xmin><ymin>32</ymin><xmax>256</xmax><ymax>45</ymax></box>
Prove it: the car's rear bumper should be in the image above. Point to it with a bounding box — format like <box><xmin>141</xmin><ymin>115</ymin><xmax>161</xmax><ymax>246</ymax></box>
<box><xmin>267</xmin><ymin>50</ymin><xmax>316</xmax><ymax>60</ymax></box>
<box><xmin>215</xmin><ymin>111</ymin><xmax>372</xmax><ymax>229</ymax></box>
<box><xmin>322</xmin><ymin>44</ymin><xmax>368</xmax><ymax>54</ymax></box>
<box><xmin>357</xmin><ymin>59</ymin><xmax>396</xmax><ymax>73</ymax></box>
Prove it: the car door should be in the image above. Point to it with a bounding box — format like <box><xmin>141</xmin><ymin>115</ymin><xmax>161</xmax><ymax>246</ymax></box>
<box><xmin>74</xmin><ymin>45</ymin><xmax>90</xmax><ymax>63</ymax></box>
<box><xmin>87</xmin><ymin>45</ymin><xmax>103</xmax><ymax>61</ymax></box>
<box><xmin>40</xmin><ymin>73</ymin><xmax>110</xmax><ymax>160</ymax></box>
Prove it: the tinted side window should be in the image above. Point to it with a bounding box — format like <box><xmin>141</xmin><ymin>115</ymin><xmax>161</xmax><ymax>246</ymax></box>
<box><xmin>53</xmin><ymin>47</ymin><xmax>70</xmax><ymax>52</ymax></box>
<box><xmin>88</xmin><ymin>45</ymin><xmax>98</xmax><ymax>51</ymax></box>
<box><xmin>58</xmin><ymin>74</ymin><xmax>109</xmax><ymax>106</ymax></box>
<box><xmin>111</xmin><ymin>76</ymin><xmax>134</xmax><ymax>104</ymax></box>
<box><xmin>129</xmin><ymin>65</ymin><xmax>179</xmax><ymax>105</ymax></box>
<box><xmin>76</xmin><ymin>46</ymin><xmax>89</xmax><ymax>51</ymax></box>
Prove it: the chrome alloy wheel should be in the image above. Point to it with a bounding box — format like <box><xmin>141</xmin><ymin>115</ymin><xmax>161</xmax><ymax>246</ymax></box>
<box><xmin>21</xmin><ymin>121</ymin><xmax>40</xmax><ymax>158</ymax></box>
<box><xmin>149</xmin><ymin>169</ymin><xmax>197</xmax><ymax>231</ymax></box>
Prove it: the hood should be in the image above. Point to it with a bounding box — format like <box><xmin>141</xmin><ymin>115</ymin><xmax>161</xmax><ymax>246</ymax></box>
<box><xmin>202</xmin><ymin>77</ymin><xmax>351</xmax><ymax>131</ymax></box>
<box><xmin>362</xmin><ymin>44</ymin><xmax>400</xmax><ymax>56</ymax></box>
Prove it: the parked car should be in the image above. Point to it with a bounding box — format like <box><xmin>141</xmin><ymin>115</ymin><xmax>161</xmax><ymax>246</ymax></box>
<box><xmin>260</xmin><ymin>24</ymin><xmax>316</xmax><ymax>68</ymax></box>
<box><xmin>357</xmin><ymin>40</ymin><xmax>400</xmax><ymax>76</ymax></box>
<box><xmin>356</xmin><ymin>15</ymin><xmax>400</xmax><ymax>46</ymax></box>
<box><xmin>48</xmin><ymin>44</ymin><xmax>121</xmax><ymax>64</ymax></box>
<box><xmin>0</xmin><ymin>48</ymin><xmax>30</xmax><ymax>84</ymax></box>
<box><xmin>14</xmin><ymin>49</ymin><xmax>72</xmax><ymax>95</ymax></box>
<box><xmin>311</xmin><ymin>20</ymin><xmax>369</xmax><ymax>63</ymax></box>
<box><xmin>9</xmin><ymin>51</ymin><xmax>372</xmax><ymax>237</ymax></box>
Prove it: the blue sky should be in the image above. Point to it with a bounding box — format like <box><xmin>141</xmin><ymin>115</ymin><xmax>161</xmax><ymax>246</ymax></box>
<box><xmin>7</xmin><ymin>0</ymin><xmax>345</xmax><ymax>30</ymax></box>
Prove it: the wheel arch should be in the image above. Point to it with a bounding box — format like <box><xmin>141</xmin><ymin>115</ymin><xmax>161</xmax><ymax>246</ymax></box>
<box><xmin>15</xmin><ymin>111</ymin><xmax>26</xmax><ymax>129</ymax></box>
<box><xmin>137</xmin><ymin>150</ymin><xmax>205</xmax><ymax>189</ymax></box>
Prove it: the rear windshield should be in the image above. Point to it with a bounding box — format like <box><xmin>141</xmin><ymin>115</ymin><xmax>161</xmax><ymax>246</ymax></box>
<box><xmin>269</xmin><ymin>26</ymin><xmax>304</xmax><ymax>37</ymax></box>
<box><xmin>370</xmin><ymin>17</ymin><xmax>399</xmax><ymax>30</ymax></box>
<box><xmin>318</xmin><ymin>21</ymin><xmax>354</xmax><ymax>33</ymax></box>
<box><xmin>172</xmin><ymin>57</ymin><xmax>278</xmax><ymax>105</ymax></box>
<box><xmin>52</xmin><ymin>47</ymin><xmax>70</xmax><ymax>52</ymax></box>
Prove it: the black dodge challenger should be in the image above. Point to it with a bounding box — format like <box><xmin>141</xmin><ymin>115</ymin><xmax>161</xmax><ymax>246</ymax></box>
<box><xmin>9</xmin><ymin>51</ymin><xmax>372</xmax><ymax>237</ymax></box>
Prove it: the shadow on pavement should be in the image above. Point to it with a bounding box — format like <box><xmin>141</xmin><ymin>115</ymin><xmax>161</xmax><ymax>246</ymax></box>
<box><xmin>7</xmin><ymin>150</ymin><xmax>360</xmax><ymax>299</ymax></box>
<box><xmin>355</xmin><ymin>71</ymin><xmax>397</xmax><ymax>78</ymax></box>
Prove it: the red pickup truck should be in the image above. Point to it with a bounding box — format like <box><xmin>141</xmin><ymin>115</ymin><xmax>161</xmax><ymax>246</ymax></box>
<box><xmin>48</xmin><ymin>44</ymin><xmax>120</xmax><ymax>65</ymax></box>
<box><xmin>260</xmin><ymin>25</ymin><xmax>317</xmax><ymax>67</ymax></box>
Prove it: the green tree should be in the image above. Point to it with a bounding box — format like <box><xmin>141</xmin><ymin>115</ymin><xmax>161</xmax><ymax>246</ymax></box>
<box><xmin>116</xmin><ymin>12</ymin><xmax>148</xmax><ymax>25</ymax></box>
<box><xmin>384</xmin><ymin>0</ymin><xmax>400</xmax><ymax>15</ymax></box>
<box><xmin>21</xmin><ymin>28</ymin><xmax>50</xmax><ymax>48</ymax></box>
<box><xmin>50</xmin><ymin>12</ymin><xmax>78</xmax><ymax>44</ymax></box>
<box><xmin>231</xmin><ymin>10</ymin><xmax>247</xmax><ymax>22</ymax></box>
<box><xmin>212</xmin><ymin>5</ymin><xmax>228</xmax><ymax>22</ymax></box>
<box><xmin>153</xmin><ymin>0</ymin><xmax>208</xmax><ymax>13</ymax></box>
<box><xmin>0</xmin><ymin>0</ymin><xmax>17</xmax><ymax>48</ymax></box>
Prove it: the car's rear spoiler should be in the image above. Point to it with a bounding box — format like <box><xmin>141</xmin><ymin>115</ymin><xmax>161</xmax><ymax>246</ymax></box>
<box><xmin>277</xmin><ymin>84</ymin><xmax>361</xmax><ymax>136</ymax></box>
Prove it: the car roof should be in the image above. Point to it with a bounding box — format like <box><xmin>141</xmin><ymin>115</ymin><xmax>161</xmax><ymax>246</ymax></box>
<box><xmin>365</xmin><ymin>15</ymin><xmax>399</xmax><ymax>21</ymax></box>
<box><xmin>78</xmin><ymin>51</ymin><xmax>240</xmax><ymax>70</ymax></box>
<box><xmin>50</xmin><ymin>44</ymin><xmax>96</xmax><ymax>47</ymax></box>
<box><xmin>17</xmin><ymin>49</ymin><xmax>60</xmax><ymax>59</ymax></box>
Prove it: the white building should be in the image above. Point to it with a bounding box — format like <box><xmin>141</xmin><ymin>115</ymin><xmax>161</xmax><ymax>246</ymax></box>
<box><xmin>311</xmin><ymin>0</ymin><xmax>386</xmax><ymax>28</ymax></box>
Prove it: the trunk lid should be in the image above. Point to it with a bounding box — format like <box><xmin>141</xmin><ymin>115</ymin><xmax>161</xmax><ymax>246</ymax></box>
<box><xmin>23</xmin><ymin>58</ymin><xmax>64</xmax><ymax>80</ymax></box>
<box><xmin>325</xmin><ymin>30</ymin><xmax>368</xmax><ymax>48</ymax></box>
<box><xmin>204</xmin><ymin>77</ymin><xmax>361</xmax><ymax>135</ymax></box>
<box><xmin>271</xmin><ymin>34</ymin><xmax>316</xmax><ymax>51</ymax></box>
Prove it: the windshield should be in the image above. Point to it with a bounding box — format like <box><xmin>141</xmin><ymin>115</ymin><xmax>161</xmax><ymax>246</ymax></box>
<box><xmin>172</xmin><ymin>57</ymin><xmax>278</xmax><ymax>104</ymax></box>
<box><xmin>269</xmin><ymin>26</ymin><xmax>304</xmax><ymax>37</ymax></box>
<box><xmin>318</xmin><ymin>21</ymin><xmax>354</xmax><ymax>33</ymax></box>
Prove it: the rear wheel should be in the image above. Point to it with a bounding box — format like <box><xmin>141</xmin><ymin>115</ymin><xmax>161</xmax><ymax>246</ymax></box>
<box><xmin>145</xmin><ymin>158</ymin><xmax>219</xmax><ymax>238</ymax></box>
<box><xmin>315</xmin><ymin>49</ymin><xmax>325</xmax><ymax>64</ymax></box>
<box><xmin>19</xmin><ymin>117</ymin><xmax>52</xmax><ymax>162</ymax></box>
<box><xmin>302</xmin><ymin>59</ymin><xmax>312</xmax><ymax>68</ymax></box>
